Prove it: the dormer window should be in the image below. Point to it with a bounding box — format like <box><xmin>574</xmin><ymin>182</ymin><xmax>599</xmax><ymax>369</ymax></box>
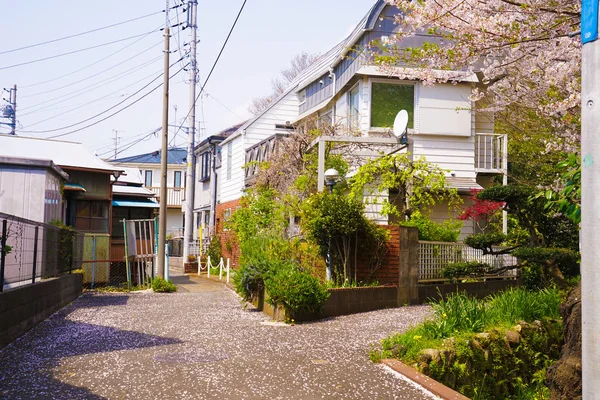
<box><xmin>370</xmin><ymin>82</ymin><xmax>414</xmax><ymax>130</ymax></box>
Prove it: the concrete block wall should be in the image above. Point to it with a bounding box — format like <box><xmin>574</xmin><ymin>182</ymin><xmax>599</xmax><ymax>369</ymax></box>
<box><xmin>0</xmin><ymin>274</ymin><xmax>83</xmax><ymax>349</ymax></box>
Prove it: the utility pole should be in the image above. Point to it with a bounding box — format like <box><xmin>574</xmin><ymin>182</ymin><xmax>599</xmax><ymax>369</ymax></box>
<box><xmin>157</xmin><ymin>15</ymin><xmax>171</xmax><ymax>279</ymax></box>
<box><xmin>9</xmin><ymin>85</ymin><xmax>16</xmax><ymax>135</ymax></box>
<box><xmin>183</xmin><ymin>0</ymin><xmax>198</xmax><ymax>261</ymax></box>
<box><xmin>112</xmin><ymin>129</ymin><xmax>123</xmax><ymax>159</ymax></box>
<box><xmin>1</xmin><ymin>85</ymin><xmax>17</xmax><ymax>135</ymax></box>
<box><xmin>581</xmin><ymin>1</ymin><xmax>600</xmax><ymax>397</ymax></box>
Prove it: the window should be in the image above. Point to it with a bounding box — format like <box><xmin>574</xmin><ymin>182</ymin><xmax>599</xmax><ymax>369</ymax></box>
<box><xmin>370</xmin><ymin>82</ymin><xmax>414</xmax><ymax>129</ymax></box>
<box><xmin>174</xmin><ymin>171</ymin><xmax>182</xmax><ymax>188</ymax></box>
<box><xmin>348</xmin><ymin>85</ymin><xmax>360</xmax><ymax>130</ymax></box>
<box><xmin>200</xmin><ymin>152</ymin><xmax>211</xmax><ymax>181</ymax></box>
<box><xmin>144</xmin><ymin>170</ymin><xmax>152</xmax><ymax>187</ymax></box>
<box><xmin>226</xmin><ymin>142</ymin><xmax>232</xmax><ymax>180</ymax></box>
<box><xmin>298</xmin><ymin>90</ymin><xmax>306</xmax><ymax>104</ymax></box>
<box><xmin>74</xmin><ymin>200</ymin><xmax>109</xmax><ymax>233</ymax></box>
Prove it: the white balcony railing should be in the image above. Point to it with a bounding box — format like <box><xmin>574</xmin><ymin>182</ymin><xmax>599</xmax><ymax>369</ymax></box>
<box><xmin>475</xmin><ymin>133</ymin><xmax>507</xmax><ymax>174</ymax></box>
<box><xmin>148</xmin><ymin>187</ymin><xmax>184</xmax><ymax>207</ymax></box>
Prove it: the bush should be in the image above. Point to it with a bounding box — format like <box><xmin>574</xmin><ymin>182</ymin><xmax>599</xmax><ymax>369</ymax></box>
<box><xmin>207</xmin><ymin>234</ymin><xmax>222</xmax><ymax>262</ymax></box>
<box><xmin>401</xmin><ymin>211</ymin><xmax>462</xmax><ymax>242</ymax></box>
<box><xmin>513</xmin><ymin>247</ymin><xmax>580</xmax><ymax>278</ymax></box>
<box><xmin>233</xmin><ymin>235</ymin><xmax>292</xmax><ymax>301</ymax></box>
<box><xmin>152</xmin><ymin>277</ymin><xmax>177</xmax><ymax>293</ymax></box>
<box><xmin>265</xmin><ymin>266</ymin><xmax>330</xmax><ymax>315</ymax></box>
<box><xmin>441</xmin><ymin>261</ymin><xmax>492</xmax><ymax>282</ymax></box>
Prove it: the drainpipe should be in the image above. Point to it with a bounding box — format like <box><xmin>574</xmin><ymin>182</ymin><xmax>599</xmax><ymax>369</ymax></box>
<box><xmin>209</xmin><ymin>140</ymin><xmax>218</xmax><ymax>237</ymax></box>
<box><xmin>329</xmin><ymin>67</ymin><xmax>337</xmax><ymax>125</ymax></box>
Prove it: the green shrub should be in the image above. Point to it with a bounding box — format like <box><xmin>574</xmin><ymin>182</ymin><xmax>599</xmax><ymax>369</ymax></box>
<box><xmin>442</xmin><ymin>261</ymin><xmax>492</xmax><ymax>282</ymax></box>
<box><xmin>151</xmin><ymin>277</ymin><xmax>177</xmax><ymax>293</ymax></box>
<box><xmin>207</xmin><ymin>234</ymin><xmax>222</xmax><ymax>262</ymax></box>
<box><xmin>464</xmin><ymin>232</ymin><xmax>507</xmax><ymax>251</ymax></box>
<box><xmin>513</xmin><ymin>247</ymin><xmax>580</xmax><ymax>278</ymax></box>
<box><xmin>265</xmin><ymin>266</ymin><xmax>330</xmax><ymax>315</ymax></box>
<box><xmin>401</xmin><ymin>211</ymin><xmax>462</xmax><ymax>242</ymax></box>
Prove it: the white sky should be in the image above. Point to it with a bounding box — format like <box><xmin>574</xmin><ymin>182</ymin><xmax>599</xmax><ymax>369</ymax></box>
<box><xmin>0</xmin><ymin>0</ymin><xmax>373</xmax><ymax>159</ymax></box>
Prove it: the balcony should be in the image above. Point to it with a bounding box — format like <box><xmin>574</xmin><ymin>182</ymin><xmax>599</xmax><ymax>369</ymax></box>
<box><xmin>244</xmin><ymin>134</ymin><xmax>287</xmax><ymax>187</ymax></box>
<box><xmin>148</xmin><ymin>187</ymin><xmax>184</xmax><ymax>208</ymax></box>
<box><xmin>475</xmin><ymin>133</ymin><xmax>507</xmax><ymax>174</ymax></box>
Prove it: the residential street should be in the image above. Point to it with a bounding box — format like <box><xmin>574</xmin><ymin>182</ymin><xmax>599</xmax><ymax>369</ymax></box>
<box><xmin>0</xmin><ymin>275</ymin><xmax>435</xmax><ymax>399</ymax></box>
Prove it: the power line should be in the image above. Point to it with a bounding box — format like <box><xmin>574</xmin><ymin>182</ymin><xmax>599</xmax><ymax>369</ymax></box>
<box><xmin>0</xmin><ymin>31</ymin><xmax>158</xmax><ymax>71</ymax></box>
<box><xmin>23</xmin><ymin>65</ymin><xmax>167</xmax><ymax>127</ymax></box>
<box><xmin>171</xmin><ymin>0</ymin><xmax>248</xmax><ymax>141</ymax></box>
<box><xmin>21</xmin><ymin>39</ymin><xmax>164</xmax><ymax>98</ymax></box>
<box><xmin>19</xmin><ymin>57</ymin><xmax>185</xmax><ymax>134</ymax></box>
<box><xmin>42</xmin><ymin>64</ymin><xmax>187</xmax><ymax>139</ymax></box>
<box><xmin>20</xmin><ymin>12</ymin><xmax>184</xmax><ymax>89</ymax></box>
<box><xmin>19</xmin><ymin>54</ymin><xmax>166</xmax><ymax>115</ymax></box>
<box><xmin>0</xmin><ymin>7</ymin><xmax>183</xmax><ymax>56</ymax></box>
<box><xmin>98</xmin><ymin>127</ymin><xmax>161</xmax><ymax>158</ymax></box>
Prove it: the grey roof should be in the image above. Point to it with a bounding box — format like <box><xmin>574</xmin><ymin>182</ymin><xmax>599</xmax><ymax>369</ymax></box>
<box><xmin>112</xmin><ymin>147</ymin><xmax>187</xmax><ymax>165</ymax></box>
<box><xmin>0</xmin><ymin>156</ymin><xmax>69</xmax><ymax>180</ymax></box>
<box><xmin>0</xmin><ymin>135</ymin><xmax>122</xmax><ymax>174</ymax></box>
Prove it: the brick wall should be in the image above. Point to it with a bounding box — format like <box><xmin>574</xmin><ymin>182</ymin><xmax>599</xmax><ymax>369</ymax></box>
<box><xmin>356</xmin><ymin>225</ymin><xmax>401</xmax><ymax>285</ymax></box>
<box><xmin>215</xmin><ymin>199</ymin><xmax>241</xmax><ymax>268</ymax></box>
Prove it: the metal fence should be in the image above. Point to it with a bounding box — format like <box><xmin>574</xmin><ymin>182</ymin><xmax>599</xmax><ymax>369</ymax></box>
<box><xmin>80</xmin><ymin>258</ymin><xmax>153</xmax><ymax>290</ymax></box>
<box><xmin>419</xmin><ymin>240</ymin><xmax>518</xmax><ymax>282</ymax></box>
<box><xmin>0</xmin><ymin>212</ymin><xmax>84</xmax><ymax>292</ymax></box>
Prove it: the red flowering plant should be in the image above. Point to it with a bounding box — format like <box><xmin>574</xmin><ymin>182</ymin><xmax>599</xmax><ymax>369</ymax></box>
<box><xmin>458</xmin><ymin>189</ymin><xmax>504</xmax><ymax>233</ymax></box>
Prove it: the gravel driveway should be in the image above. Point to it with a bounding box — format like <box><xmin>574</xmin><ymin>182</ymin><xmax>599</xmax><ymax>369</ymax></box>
<box><xmin>0</xmin><ymin>275</ymin><xmax>435</xmax><ymax>399</ymax></box>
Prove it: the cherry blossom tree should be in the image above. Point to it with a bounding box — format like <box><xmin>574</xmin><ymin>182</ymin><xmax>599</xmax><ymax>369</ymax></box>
<box><xmin>382</xmin><ymin>0</ymin><xmax>581</xmax><ymax>152</ymax></box>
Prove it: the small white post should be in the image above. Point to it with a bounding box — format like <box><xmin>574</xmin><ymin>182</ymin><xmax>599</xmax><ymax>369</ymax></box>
<box><xmin>226</xmin><ymin>258</ymin><xmax>230</xmax><ymax>283</ymax></box>
<box><xmin>207</xmin><ymin>256</ymin><xmax>211</xmax><ymax>278</ymax></box>
<box><xmin>197</xmin><ymin>259</ymin><xmax>201</xmax><ymax>276</ymax></box>
<box><xmin>219</xmin><ymin>257</ymin><xmax>223</xmax><ymax>280</ymax></box>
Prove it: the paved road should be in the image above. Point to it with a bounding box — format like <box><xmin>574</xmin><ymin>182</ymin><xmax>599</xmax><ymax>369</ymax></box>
<box><xmin>0</xmin><ymin>274</ymin><xmax>435</xmax><ymax>399</ymax></box>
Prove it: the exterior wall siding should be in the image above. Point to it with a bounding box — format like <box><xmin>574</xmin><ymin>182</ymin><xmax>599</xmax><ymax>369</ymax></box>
<box><xmin>219</xmin><ymin>136</ymin><xmax>245</xmax><ymax>203</ymax></box>
<box><xmin>411</xmin><ymin>135</ymin><xmax>476</xmax><ymax>179</ymax></box>
<box><xmin>0</xmin><ymin>167</ymin><xmax>47</xmax><ymax>223</ymax></box>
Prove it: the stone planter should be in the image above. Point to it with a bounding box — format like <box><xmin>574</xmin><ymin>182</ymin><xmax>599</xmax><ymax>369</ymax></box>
<box><xmin>183</xmin><ymin>262</ymin><xmax>198</xmax><ymax>274</ymax></box>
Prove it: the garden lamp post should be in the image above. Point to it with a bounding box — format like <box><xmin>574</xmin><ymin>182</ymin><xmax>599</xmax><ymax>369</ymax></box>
<box><xmin>324</xmin><ymin>168</ymin><xmax>340</xmax><ymax>281</ymax></box>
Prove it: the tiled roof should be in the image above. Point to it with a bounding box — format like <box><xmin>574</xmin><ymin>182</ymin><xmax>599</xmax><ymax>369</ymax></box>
<box><xmin>112</xmin><ymin>147</ymin><xmax>187</xmax><ymax>165</ymax></box>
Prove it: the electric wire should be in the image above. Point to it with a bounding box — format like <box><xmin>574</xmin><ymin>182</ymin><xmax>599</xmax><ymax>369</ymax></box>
<box><xmin>24</xmin><ymin>64</ymin><xmax>167</xmax><ymax>127</ymax></box>
<box><xmin>19</xmin><ymin>57</ymin><xmax>185</xmax><ymax>134</ymax></box>
<box><xmin>19</xmin><ymin>54</ymin><xmax>165</xmax><ymax>115</ymax></box>
<box><xmin>20</xmin><ymin>12</ymin><xmax>184</xmax><ymax>89</ymax></box>
<box><xmin>41</xmin><ymin>63</ymin><xmax>187</xmax><ymax>139</ymax></box>
<box><xmin>0</xmin><ymin>9</ymin><xmax>173</xmax><ymax>56</ymax></box>
<box><xmin>0</xmin><ymin>32</ymin><xmax>160</xmax><ymax>71</ymax></box>
<box><xmin>21</xmin><ymin>39</ymin><xmax>165</xmax><ymax>98</ymax></box>
<box><xmin>170</xmin><ymin>0</ymin><xmax>248</xmax><ymax>143</ymax></box>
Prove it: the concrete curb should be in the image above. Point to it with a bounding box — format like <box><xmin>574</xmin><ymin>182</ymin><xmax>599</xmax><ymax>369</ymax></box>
<box><xmin>381</xmin><ymin>359</ymin><xmax>470</xmax><ymax>400</ymax></box>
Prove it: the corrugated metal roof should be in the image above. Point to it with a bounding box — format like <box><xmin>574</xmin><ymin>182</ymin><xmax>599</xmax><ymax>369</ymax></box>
<box><xmin>112</xmin><ymin>185</ymin><xmax>155</xmax><ymax>197</ymax></box>
<box><xmin>112</xmin><ymin>147</ymin><xmax>187</xmax><ymax>165</ymax></box>
<box><xmin>0</xmin><ymin>135</ymin><xmax>121</xmax><ymax>174</ymax></box>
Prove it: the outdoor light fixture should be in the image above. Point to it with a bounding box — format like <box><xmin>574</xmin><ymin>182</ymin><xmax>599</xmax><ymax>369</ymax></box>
<box><xmin>324</xmin><ymin>168</ymin><xmax>340</xmax><ymax>282</ymax></box>
<box><xmin>324</xmin><ymin>168</ymin><xmax>340</xmax><ymax>194</ymax></box>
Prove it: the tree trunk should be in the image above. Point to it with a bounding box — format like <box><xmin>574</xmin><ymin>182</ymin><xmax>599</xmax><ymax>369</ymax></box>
<box><xmin>546</xmin><ymin>282</ymin><xmax>581</xmax><ymax>400</ymax></box>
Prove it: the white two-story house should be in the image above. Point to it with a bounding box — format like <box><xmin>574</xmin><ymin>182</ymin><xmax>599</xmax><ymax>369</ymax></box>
<box><xmin>111</xmin><ymin>148</ymin><xmax>187</xmax><ymax>236</ymax></box>
<box><xmin>217</xmin><ymin>0</ymin><xmax>507</xmax><ymax>243</ymax></box>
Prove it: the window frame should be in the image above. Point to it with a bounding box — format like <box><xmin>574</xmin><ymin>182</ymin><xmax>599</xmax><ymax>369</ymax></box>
<box><xmin>199</xmin><ymin>151</ymin><xmax>211</xmax><ymax>182</ymax></box>
<box><xmin>347</xmin><ymin>83</ymin><xmax>360</xmax><ymax>131</ymax></box>
<box><xmin>226</xmin><ymin>142</ymin><xmax>232</xmax><ymax>181</ymax></box>
<box><xmin>144</xmin><ymin>170</ymin><xmax>153</xmax><ymax>187</ymax></box>
<box><xmin>174</xmin><ymin>170</ymin><xmax>182</xmax><ymax>188</ymax></box>
<box><xmin>74</xmin><ymin>200</ymin><xmax>110</xmax><ymax>233</ymax></box>
<box><xmin>368</xmin><ymin>78</ymin><xmax>417</xmax><ymax>133</ymax></box>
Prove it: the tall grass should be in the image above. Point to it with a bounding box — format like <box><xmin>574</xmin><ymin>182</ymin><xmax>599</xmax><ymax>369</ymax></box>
<box><xmin>372</xmin><ymin>286</ymin><xmax>562</xmax><ymax>363</ymax></box>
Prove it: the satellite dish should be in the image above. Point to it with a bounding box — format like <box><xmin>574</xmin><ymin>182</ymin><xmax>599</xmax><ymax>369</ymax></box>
<box><xmin>393</xmin><ymin>109</ymin><xmax>409</xmax><ymax>138</ymax></box>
